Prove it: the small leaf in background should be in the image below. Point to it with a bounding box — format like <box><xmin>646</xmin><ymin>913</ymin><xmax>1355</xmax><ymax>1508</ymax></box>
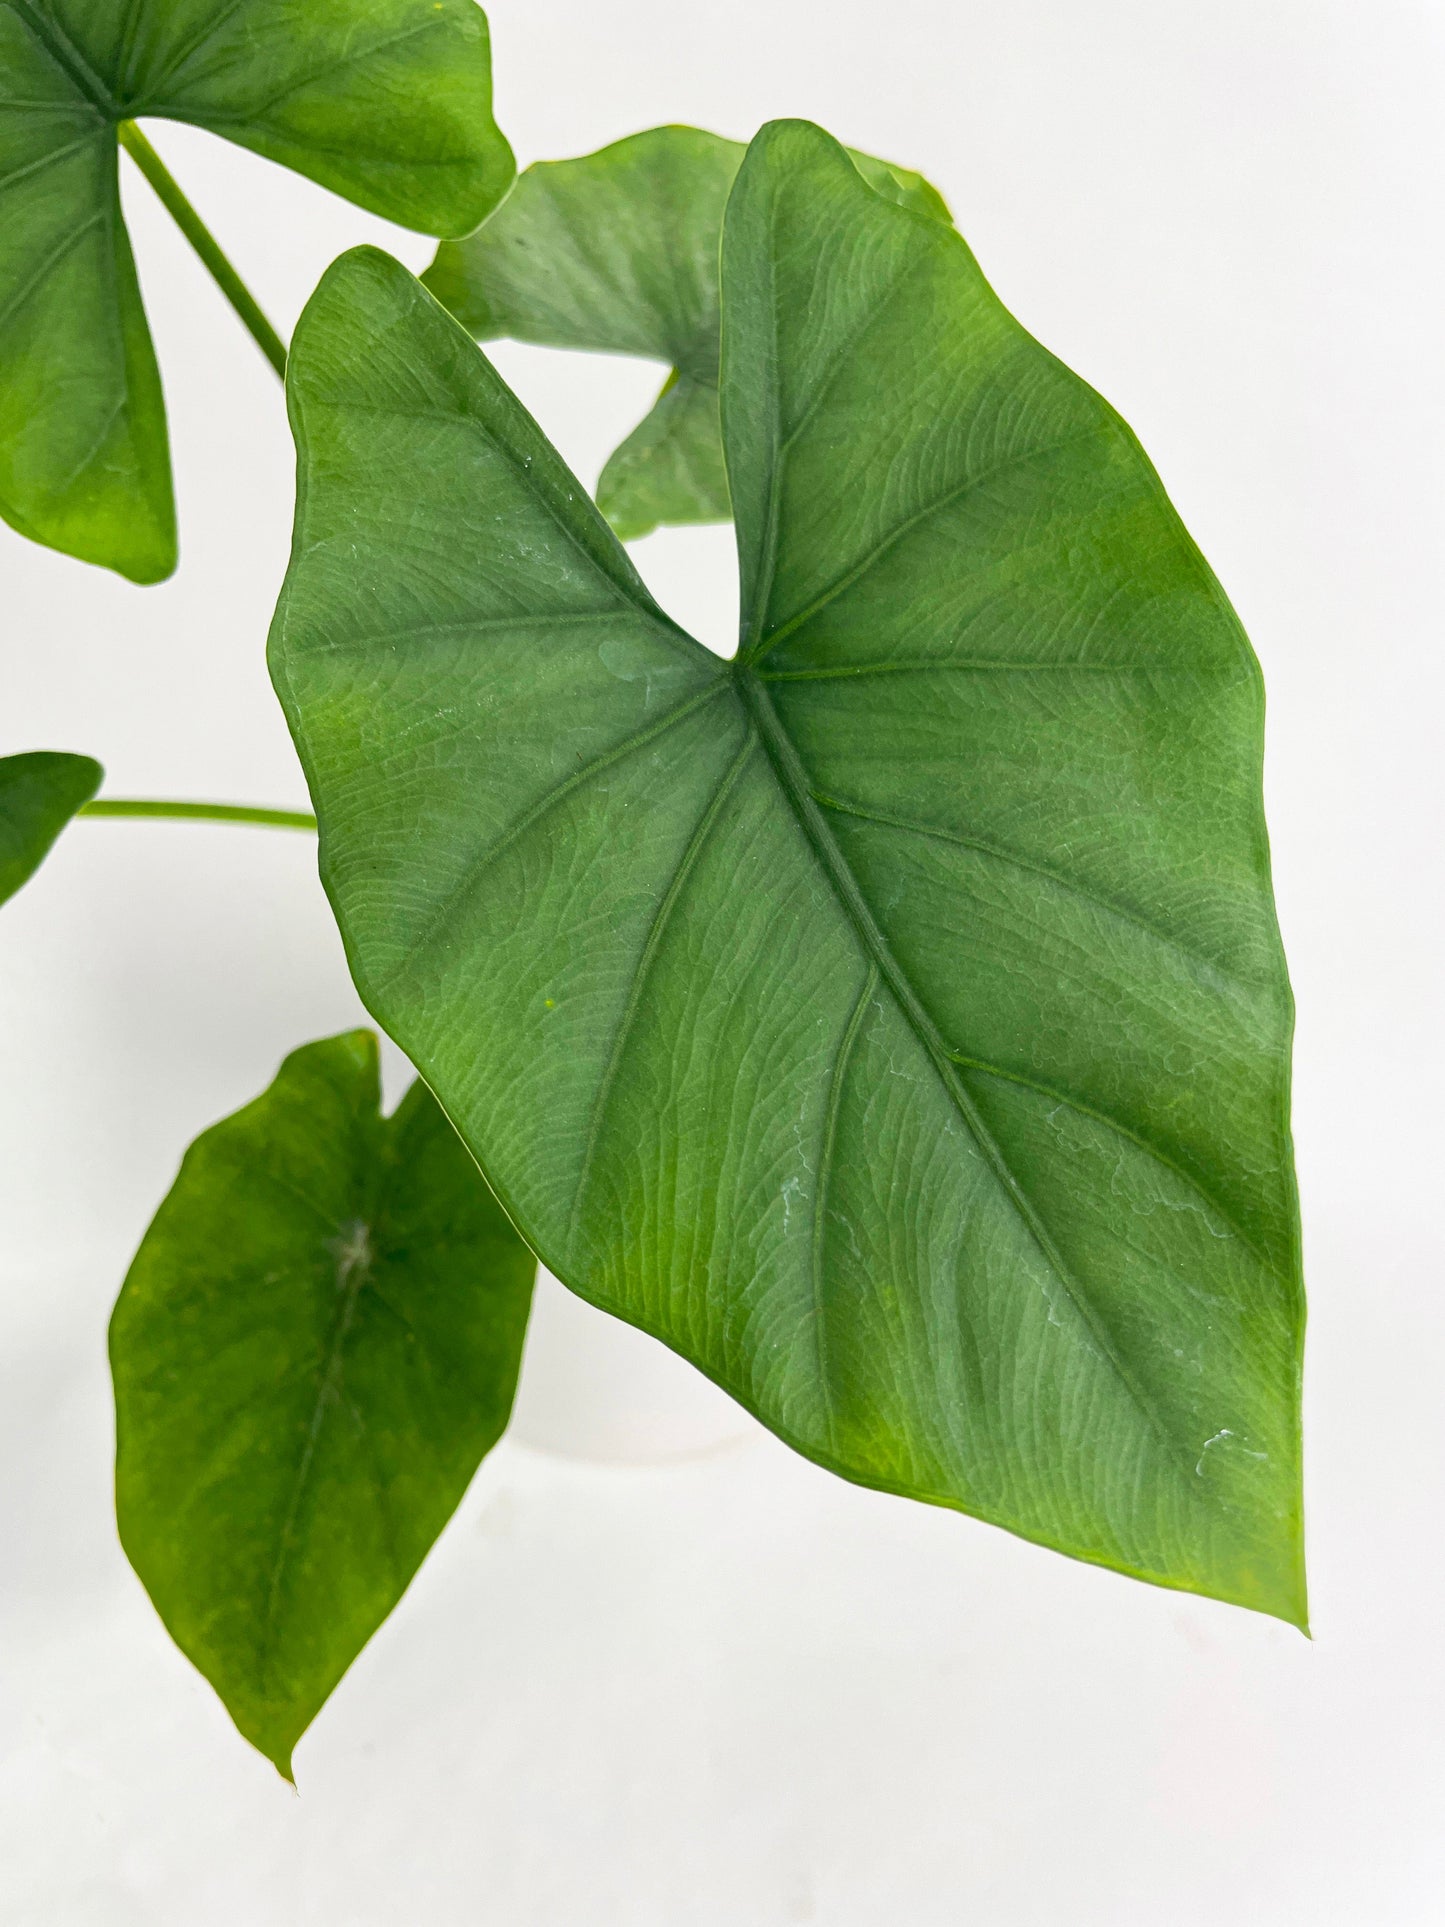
<box><xmin>423</xmin><ymin>125</ymin><xmax>949</xmax><ymax>540</ymax></box>
<box><xmin>0</xmin><ymin>750</ymin><xmax>101</xmax><ymax>906</ymax></box>
<box><xmin>0</xmin><ymin>0</ymin><xmax>513</xmax><ymax>582</ymax></box>
<box><xmin>111</xmin><ymin>1030</ymin><xmax>535</xmax><ymax>1779</ymax></box>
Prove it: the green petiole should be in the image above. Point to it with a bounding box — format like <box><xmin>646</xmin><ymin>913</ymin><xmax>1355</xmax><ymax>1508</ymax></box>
<box><xmin>80</xmin><ymin>799</ymin><xmax>316</xmax><ymax>832</ymax></box>
<box><xmin>118</xmin><ymin>121</ymin><xmax>288</xmax><ymax>380</ymax></box>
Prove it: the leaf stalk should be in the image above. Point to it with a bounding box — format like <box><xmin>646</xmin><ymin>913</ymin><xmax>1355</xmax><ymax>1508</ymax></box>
<box><xmin>117</xmin><ymin>121</ymin><xmax>288</xmax><ymax>380</ymax></box>
<box><xmin>80</xmin><ymin>800</ymin><xmax>316</xmax><ymax>832</ymax></box>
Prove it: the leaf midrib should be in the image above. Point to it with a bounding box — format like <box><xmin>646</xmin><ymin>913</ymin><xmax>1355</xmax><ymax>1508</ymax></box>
<box><xmin>733</xmin><ymin>664</ymin><xmax>1195</xmax><ymax>1479</ymax></box>
<box><xmin>257</xmin><ymin>1215</ymin><xmax>374</xmax><ymax>1685</ymax></box>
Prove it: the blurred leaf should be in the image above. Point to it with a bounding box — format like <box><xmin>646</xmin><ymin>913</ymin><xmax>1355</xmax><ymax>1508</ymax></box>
<box><xmin>111</xmin><ymin>1029</ymin><xmax>535</xmax><ymax>1777</ymax></box>
<box><xmin>423</xmin><ymin>125</ymin><xmax>949</xmax><ymax>539</ymax></box>
<box><xmin>0</xmin><ymin>749</ymin><xmax>101</xmax><ymax>904</ymax></box>
<box><xmin>0</xmin><ymin>0</ymin><xmax>513</xmax><ymax>581</ymax></box>
<box><xmin>272</xmin><ymin>123</ymin><xmax>1305</xmax><ymax>1625</ymax></box>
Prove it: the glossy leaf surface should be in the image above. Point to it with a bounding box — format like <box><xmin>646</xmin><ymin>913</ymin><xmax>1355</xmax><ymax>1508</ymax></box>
<box><xmin>423</xmin><ymin>125</ymin><xmax>948</xmax><ymax>539</ymax></box>
<box><xmin>0</xmin><ymin>0</ymin><xmax>512</xmax><ymax>581</ymax></box>
<box><xmin>273</xmin><ymin>122</ymin><xmax>1305</xmax><ymax>1623</ymax></box>
<box><xmin>0</xmin><ymin>749</ymin><xmax>100</xmax><ymax>904</ymax></box>
<box><xmin>111</xmin><ymin>1030</ymin><xmax>535</xmax><ymax>1777</ymax></box>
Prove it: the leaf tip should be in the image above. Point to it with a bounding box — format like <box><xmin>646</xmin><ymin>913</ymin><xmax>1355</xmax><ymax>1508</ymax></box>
<box><xmin>294</xmin><ymin>246</ymin><xmax>432</xmax><ymax>379</ymax></box>
<box><xmin>120</xmin><ymin>544</ymin><xmax>178</xmax><ymax>588</ymax></box>
<box><xmin>1233</xmin><ymin>1517</ymin><xmax>1309</xmax><ymax>1635</ymax></box>
<box><xmin>1279</xmin><ymin>1569</ymin><xmax>1311</xmax><ymax>1640</ymax></box>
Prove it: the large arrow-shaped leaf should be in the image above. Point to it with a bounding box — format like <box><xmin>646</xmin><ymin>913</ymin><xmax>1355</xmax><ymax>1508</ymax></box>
<box><xmin>272</xmin><ymin>122</ymin><xmax>1306</xmax><ymax>1623</ymax></box>
<box><xmin>0</xmin><ymin>0</ymin><xmax>512</xmax><ymax>582</ymax></box>
<box><xmin>111</xmin><ymin>1031</ymin><xmax>535</xmax><ymax>1777</ymax></box>
<box><xmin>423</xmin><ymin>125</ymin><xmax>949</xmax><ymax>539</ymax></box>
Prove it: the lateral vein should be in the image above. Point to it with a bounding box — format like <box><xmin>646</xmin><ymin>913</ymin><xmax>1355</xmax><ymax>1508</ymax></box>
<box><xmin>566</xmin><ymin>729</ymin><xmax>757</xmax><ymax>1255</ymax></box>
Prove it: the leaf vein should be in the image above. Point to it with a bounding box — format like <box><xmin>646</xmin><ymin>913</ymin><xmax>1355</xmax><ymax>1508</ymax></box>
<box><xmin>0</xmin><ymin>209</ymin><xmax>104</xmax><ymax>337</ymax></box>
<box><xmin>738</xmin><ymin>671</ymin><xmax>1202</xmax><ymax>1484</ymax></box>
<box><xmin>810</xmin><ymin>962</ymin><xmax>878</xmax><ymax>1448</ymax></box>
<box><xmin>257</xmin><ymin>1227</ymin><xmax>371</xmax><ymax>1685</ymax></box>
<box><xmin>135</xmin><ymin>0</ymin><xmax>256</xmax><ymax>101</ymax></box>
<box><xmin>374</xmin><ymin>678</ymin><xmax>729</xmax><ymax>995</ymax></box>
<box><xmin>745</xmin><ymin>424</ymin><xmax>1108</xmax><ymax>666</ymax></box>
<box><xmin>198</xmin><ymin>19</ymin><xmax>446</xmax><ymax>124</ymax></box>
<box><xmin>942</xmin><ymin>1054</ymin><xmax>1276</xmax><ymax>1269</ymax></box>
<box><xmin>565</xmin><ymin>732</ymin><xmax>756</xmax><ymax>1256</ymax></box>
<box><xmin>811</xmin><ymin>786</ymin><xmax>1263</xmax><ymax>993</ymax></box>
<box><xmin>0</xmin><ymin>129</ymin><xmax>99</xmax><ymax>193</ymax></box>
<box><xmin>757</xmin><ymin>656</ymin><xmax>1200</xmax><ymax>681</ymax></box>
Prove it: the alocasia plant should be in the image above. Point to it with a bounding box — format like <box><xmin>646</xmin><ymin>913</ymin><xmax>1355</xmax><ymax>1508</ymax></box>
<box><xmin>423</xmin><ymin>125</ymin><xmax>950</xmax><ymax>539</ymax></box>
<box><xmin>0</xmin><ymin>0</ymin><xmax>512</xmax><ymax>580</ymax></box>
<box><xmin>272</xmin><ymin>120</ymin><xmax>1305</xmax><ymax>1629</ymax></box>
<box><xmin>3</xmin><ymin>0</ymin><xmax>1307</xmax><ymax>1784</ymax></box>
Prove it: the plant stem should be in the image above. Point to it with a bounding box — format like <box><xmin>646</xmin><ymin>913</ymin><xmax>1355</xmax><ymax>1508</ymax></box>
<box><xmin>117</xmin><ymin>121</ymin><xmax>288</xmax><ymax>379</ymax></box>
<box><xmin>80</xmin><ymin>800</ymin><xmax>316</xmax><ymax>832</ymax></box>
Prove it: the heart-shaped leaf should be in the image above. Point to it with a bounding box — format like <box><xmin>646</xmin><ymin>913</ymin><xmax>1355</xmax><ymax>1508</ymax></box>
<box><xmin>111</xmin><ymin>1030</ymin><xmax>535</xmax><ymax>1777</ymax></box>
<box><xmin>0</xmin><ymin>0</ymin><xmax>513</xmax><ymax>582</ymax></box>
<box><xmin>0</xmin><ymin>749</ymin><xmax>101</xmax><ymax>904</ymax></box>
<box><xmin>272</xmin><ymin>121</ymin><xmax>1306</xmax><ymax>1624</ymax></box>
<box><xmin>423</xmin><ymin>125</ymin><xmax>949</xmax><ymax>539</ymax></box>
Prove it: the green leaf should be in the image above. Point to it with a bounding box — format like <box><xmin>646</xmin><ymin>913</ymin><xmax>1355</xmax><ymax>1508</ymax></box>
<box><xmin>271</xmin><ymin>120</ymin><xmax>1306</xmax><ymax>1626</ymax></box>
<box><xmin>0</xmin><ymin>0</ymin><xmax>513</xmax><ymax>582</ymax></box>
<box><xmin>0</xmin><ymin>748</ymin><xmax>101</xmax><ymax>904</ymax></box>
<box><xmin>111</xmin><ymin>1030</ymin><xmax>535</xmax><ymax>1778</ymax></box>
<box><xmin>422</xmin><ymin>125</ymin><xmax>949</xmax><ymax>540</ymax></box>
<box><xmin>598</xmin><ymin>370</ymin><xmax>733</xmax><ymax>543</ymax></box>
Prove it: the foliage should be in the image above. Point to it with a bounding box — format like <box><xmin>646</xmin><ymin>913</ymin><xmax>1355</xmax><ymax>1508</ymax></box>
<box><xmin>0</xmin><ymin>0</ymin><xmax>511</xmax><ymax>580</ymax></box>
<box><xmin>111</xmin><ymin>1030</ymin><xmax>535</xmax><ymax>1777</ymax></box>
<box><xmin>1</xmin><ymin>2</ymin><xmax>1307</xmax><ymax>1775</ymax></box>
<box><xmin>271</xmin><ymin>121</ymin><xmax>1305</xmax><ymax>1629</ymax></box>
<box><xmin>424</xmin><ymin>125</ymin><xmax>949</xmax><ymax>539</ymax></box>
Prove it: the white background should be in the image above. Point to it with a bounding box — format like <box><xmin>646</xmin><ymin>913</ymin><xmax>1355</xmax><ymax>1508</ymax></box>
<box><xmin>3</xmin><ymin>1</ymin><xmax>1443</xmax><ymax>1920</ymax></box>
